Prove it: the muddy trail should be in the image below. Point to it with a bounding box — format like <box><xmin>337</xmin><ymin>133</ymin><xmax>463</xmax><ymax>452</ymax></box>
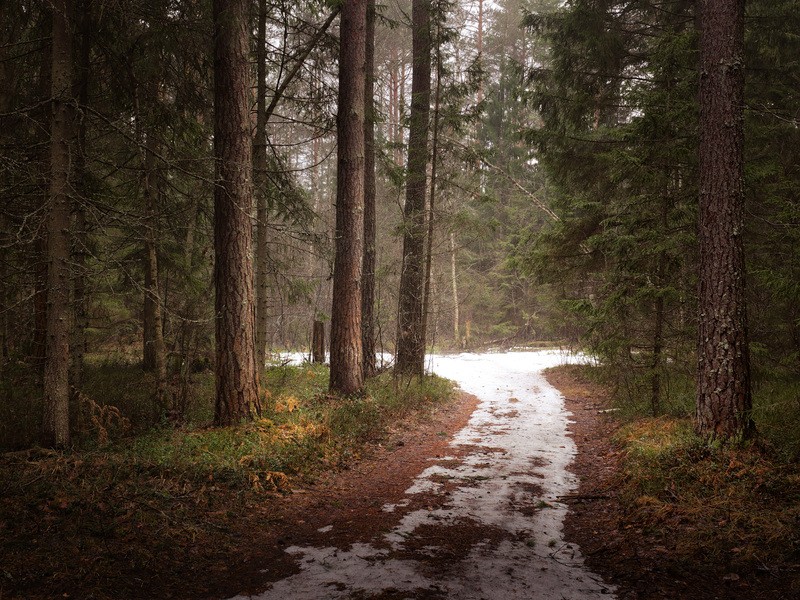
<box><xmin>226</xmin><ymin>351</ymin><xmax>614</xmax><ymax>600</ymax></box>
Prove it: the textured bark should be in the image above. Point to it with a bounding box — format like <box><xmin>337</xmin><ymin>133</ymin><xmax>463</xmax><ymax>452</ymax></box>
<box><xmin>42</xmin><ymin>0</ymin><xmax>74</xmax><ymax>448</ymax></box>
<box><xmin>329</xmin><ymin>0</ymin><xmax>366</xmax><ymax>395</ymax></box>
<box><xmin>395</xmin><ymin>0</ymin><xmax>431</xmax><ymax>377</ymax></box>
<box><xmin>695</xmin><ymin>0</ymin><xmax>754</xmax><ymax>440</ymax></box>
<box><xmin>361</xmin><ymin>0</ymin><xmax>377</xmax><ymax>378</ymax></box>
<box><xmin>254</xmin><ymin>0</ymin><xmax>269</xmax><ymax>370</ymax></box>
<box><xmin>213</xmin><ymin>0</ymin><xmax>260</xmax><ymax>425</ymax></box>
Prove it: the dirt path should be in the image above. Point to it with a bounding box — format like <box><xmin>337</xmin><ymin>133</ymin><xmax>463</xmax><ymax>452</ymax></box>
<box><xmin>224</xmin><ymin>351</ymin><xmax>614</xmax><ymax>600</ymax></box>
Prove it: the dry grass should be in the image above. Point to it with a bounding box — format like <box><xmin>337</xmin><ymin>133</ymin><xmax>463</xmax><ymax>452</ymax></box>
<box><xmin>615</xmin><ymin>417</ymin><xmax>800</xmax><ymax>578</ymax></box>
<box><xmin>0</xmin><ymin>366</ymin><xmax>455</xmax><ymax>599</ymax></box>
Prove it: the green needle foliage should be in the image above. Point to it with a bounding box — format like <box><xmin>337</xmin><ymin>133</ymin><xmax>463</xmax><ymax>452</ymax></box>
<box><xmin>522</xmin><ymin>0</ymin><xmax>800</xmax><ymax>423</ymax></box>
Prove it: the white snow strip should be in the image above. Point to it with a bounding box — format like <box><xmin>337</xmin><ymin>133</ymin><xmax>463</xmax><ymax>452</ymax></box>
<box><xmin>227</xmin><ymin>350</ymin><xmax>615</xmax><ymax>600</ymax></box>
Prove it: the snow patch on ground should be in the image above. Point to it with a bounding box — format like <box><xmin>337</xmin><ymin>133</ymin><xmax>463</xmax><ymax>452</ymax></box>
<box><xmin>227</xmin><ymin>350</ymin><xmax>615</xmax><ymax>600</ymax></box>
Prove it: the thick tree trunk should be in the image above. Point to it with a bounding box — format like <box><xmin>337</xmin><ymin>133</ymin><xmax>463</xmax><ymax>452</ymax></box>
<box><xmin>329</xmin><ymin>0</ymin><xmax>366</xmax><ymax>395</ymax></box>
<box><xmin>213</xmin><ymin>0</ymin><xmax>260</xmax><ymax>425</ymax></box>
<box><xmin>695</xmin><ymin>0</ymin><xmax>754</xmax><ymax>440</ymax></box>
<box><xmin>42</xmin><ymin>0</ymin><xmax>74</xmax><ymax>448</ymax></box>
<box><xmin>395</xmin><ymin>0</ymin><xmax>431</xmax><ymax>377</ymax></box>
<box><xmin>254</xmin><ymin>0</ymin><xmax>269</xmax><ymax>371</ymax></box>
<box><xmin>361</xmin><ymin>0</ymin><xmax>377</xmax><ymax>378</ymax></box>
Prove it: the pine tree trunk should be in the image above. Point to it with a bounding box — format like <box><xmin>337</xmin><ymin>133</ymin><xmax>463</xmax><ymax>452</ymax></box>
<box><xmin>138</xmin><ymin>76</ymin><xmax>168</xmax><ymax>410</ymax></box>
<box><xmin>213</xmin><ymin>0</ymin><xmax>260</xmax><ymax>425</ymax></box>
<box><xmin>477</xmin><ymin>0</ymin><xmax>483</xmax><ymax>103</ymax></box>
<box><xmin>395</xmin><ymin>0</ymin><xmax>431</xmax><ymax>377</ymax></box>
<box><xmin>254</xmin><ymin>0</ymin><xmax>269</xmax><ymax>371</ymax></box>
<box><xmin>32</xmin><ymin>13</ymin><xmax>52</xmax><ymax>375</ymax></box>
<box><xmin>0</xmin><ymin>10</ymin><xmax>8</xmax><ymax>369</ymax></box>
<box><xmin>651</xmin><ymin>278</ymin><xmax>664</xmax><ymax>416</ymax></box>
<box><xmin>421</xmin><ymin>16</ymin><xmax>442</xmax><ymax>354</ymax></box>
<box><xmin>141</xmin><ymin>137</ymin><xmax>164</xmax><ymax>385</ymax></box>
<box><xmin>42</xmin><ymin>0</ymin><xmax>74</xmax><ymax>448</ymax></box>
<box><xmin>450</xmin><ymin>232</ymin><xmax>460</xmax><ymax>344</ymax></box>
<box><xmin>329</xmin><ymin>0</ymin><xmax>366</xmax><ymax>395</ymax></box>
<box><xmin>361</xmin><ymin>0</ymin><xmax>377</xmax><ymax>378</ymax></box>
<box><xmin>695</xmin><ymin>0</ymin><xmax>754</xmax><ymax>440</ymax></box>
<box><xmin>390</xmin><ymin>46</ymin><xmax>401</xmax><ymax>167</ymax></box>
<box><xmin>0</xmin><ymin>214</ymin><xmax>8</xmax><ymax>366</ymax></box>
<box><xmin>143</xmin><ymin>155</ymin><xmax>167</xmax><ymax>409</ymax></box>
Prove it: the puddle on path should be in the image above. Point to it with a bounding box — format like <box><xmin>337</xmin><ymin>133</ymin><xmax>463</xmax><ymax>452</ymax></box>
<box><xmin>227</xmin><ymin>350</ymin><xmax>615</xmax><ymax>600</ymax></box>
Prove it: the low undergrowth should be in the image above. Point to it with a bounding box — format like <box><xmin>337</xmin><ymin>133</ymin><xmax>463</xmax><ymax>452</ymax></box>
<box><xmin>616</xmin><ymin>418</ymin><xmax>800</xmax><ymax>579</ymax></box>
<box><xmin>0</xmin><ymin>364</ymin><xmax>455</xmax><ymax>600</ymax></box>
<box><xmin>560</xmin><ymin>363</ymin><xmax>800</xmax><ymax>591</ymax></box>
<box><xmin>580</xmin><ymin>361</ymin><xmax>800</xmax><ymax>461</ymax></box>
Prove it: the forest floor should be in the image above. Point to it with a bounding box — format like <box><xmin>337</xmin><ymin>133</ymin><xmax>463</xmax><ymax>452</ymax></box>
<box><xmin>3</xmin><ymin>355</ymin><xmax>798</xmax><ymax>599</ymax></box>
<box><xmin>550</xmin><ymin>365</ymin><xmax>800</xmax><ymax>600</ymax></box>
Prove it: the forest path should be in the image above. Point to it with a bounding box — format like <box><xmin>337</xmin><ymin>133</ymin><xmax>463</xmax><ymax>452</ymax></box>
<box><xmin>227</xmin><ymin>351</ymin><xmax>614</xmax><ymax>600</ymax></box>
